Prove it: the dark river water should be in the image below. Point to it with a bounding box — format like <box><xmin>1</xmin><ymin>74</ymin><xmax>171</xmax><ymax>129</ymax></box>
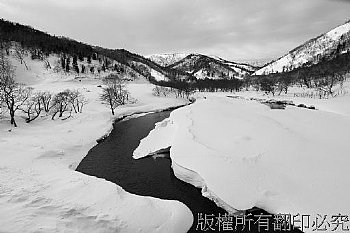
<box><xmin>76</xmin><ymin>109</ymin><xmax>302</xmax><ymax>233</ymax></box>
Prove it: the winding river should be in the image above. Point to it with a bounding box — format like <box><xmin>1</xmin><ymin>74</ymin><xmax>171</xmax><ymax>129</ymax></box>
<box><xmin>76</xmin><ymin>109</ymin><xmax>225</xmax><ymax>232</ymax></box>
<box><xmin>76</xmin><ymin>108</ymin><xmax>302</xmax><ymax>233</ymax></box>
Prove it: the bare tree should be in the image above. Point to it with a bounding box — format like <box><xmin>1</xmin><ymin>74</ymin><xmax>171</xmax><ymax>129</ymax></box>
<box><xmin>100</xmin><ymin>74</ymin><xmax>130</xmax><ymax>115</ymax></box>
<box><xmin>100</xmin><ymin>87</ymin><xmax>119</xmax><ymax>115</ymax></box>
<box><xmin>0</xmin><ymin>102</ymin><xmax>5</xmax><ymax>118</ymax></box>
<box><xmin>67</xmin><ymin>89</ymin><xmax>87</xmax><ymax>113</ymax></box>
<box><xmin>50</xmin><ymin>91</ymin><xmax>71</xmax><ymax>120</ymax></box>
<box><xmin>37</xmin><ymin>91</ymin><xmax>52</xmax><ymax>112</ymax></box>
<box><xmin>14</xmin><ymin>44</ymin><xmax>29</xmax><ymax>70</ymax></box>
<box><xmin>109</xmin><ymin>75</ymin><xmax>129</xmax><ymax>104</ymax></box>
<box><xmin>184</xmin><ymin>86</ymin><xmax>195</xmax><ymax>99</ymax></box>
<box><xmin>0</xmin><ymin>41</ymin><xmax>11</xmax><ymax>56</ymax></box>
<box><xmin>44</xmin><ymin>59</ymin><xmax>51</xmax><ymax>70</ymax></box>
<box><xmin>21</xmin><ymin>91</ymin><xmax>43</xmax><ymax>123</ymax></box>
<box><xmin>153</xmin><ymin>85</ymin><xmax>173</xmax><ymax>97</ymax></box>
<box><xmin>153</xmin><ymin>85</ymin><xmax>161</xmax><ymax>96</ymax></box>
<box><xmin>314</xmin><ymin>73</ymin><xmax>345</xmax><ymax>97</ymax></box>
<box><xmin>0</xmin><ymin>50</ymin><xmax>31</xmax><ymax>127</ymax></box>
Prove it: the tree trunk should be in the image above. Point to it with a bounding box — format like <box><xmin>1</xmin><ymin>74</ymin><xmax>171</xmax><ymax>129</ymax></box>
<box><xmin>26</xmin><ymin>109</ymin><xmax>41</xmax><ymax>123</ymax></box>
<box><xmin>109</xmin><ymin>99</ymin><xmax>115</xmax><ymax>115</ymax></box>
<box><xmin>72</xmin><ymin>103</ymin><xmax>78</xmax><ymax>113</ymax></box>
<box><xmin>52</xmin><ymin>111</ymin><xmax>58</xmax><ymax>120</ymax></box>
<box><xmin>23</xmin><ymin>60</ymin><xmax>29</xmax><ymax>70</ymax></box>
<box><xmin>10</xmin><ymin>112</ymin><xmax>17</xmax><ymax>127</ymax></box>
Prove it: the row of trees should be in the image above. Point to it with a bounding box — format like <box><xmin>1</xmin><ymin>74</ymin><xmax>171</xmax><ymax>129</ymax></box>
<box><xmin>153</xmin><ymin>81</ymin><xmax>195</xmax><ymax>99</ymax></box>
<box><xmin>1</xmin><ymin>48</ymin><xmax>87</xmax><ymax>127</ymax></box>
<box><xmin>57</xmin><ymin>53</ymin><xmax>129</xmax><ymax>75</ymax></box>
<box><xmin>247</xmin><ymin>51</ymin><xmax>350</xmax><ymax>97</ymax></box>
<box><xmin>0</xmin><ymin>19</ymin><xmax>94</xmax><ymax>59</ymax></box>
<box><xmin>0</xmin><ymin>40</ymin><xmax>134</xmax><ymax>124</ymax></box>
<box><xmin>153</xmin><ymin>78</ymin><xmax>243</xmax><ymax>97</ymax></box>
<box><xmin>152</xmin><ymin>85</ymin><xmax>191</xmax><ymax>99</ymax></box>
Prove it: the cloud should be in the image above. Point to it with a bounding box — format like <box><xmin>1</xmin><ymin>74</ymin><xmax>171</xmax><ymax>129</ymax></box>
<box><xmin>0</xmin><ymin>1</ymin><xmax>19</xmax><ymax>14</ymax></box>
<box><xmin>1</xmin><ymin>0</ymin><xmax>350</xmax><ymax>60</ymax></box>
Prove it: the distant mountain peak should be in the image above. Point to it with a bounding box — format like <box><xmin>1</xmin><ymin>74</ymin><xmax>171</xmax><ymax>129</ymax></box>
<box><xmin>165</xmin><ymin>53</ymin><xmax>259</xmax><ymax>80</ymax></box>
<box><xmin>145</xmin><ymin>53</ymin><xmax>190</xmax><ymax>67</ymax></box>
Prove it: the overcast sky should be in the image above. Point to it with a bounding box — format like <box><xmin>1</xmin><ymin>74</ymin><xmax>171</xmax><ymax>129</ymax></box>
<box><xmin>1</xmin><ymin>0</ymin><xmax>350</xmax><ymax>61</ymax></box>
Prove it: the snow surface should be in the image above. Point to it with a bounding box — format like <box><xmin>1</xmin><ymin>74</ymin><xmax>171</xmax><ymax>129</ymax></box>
<box><xmin>134</xmin><ymin>90</ymin><xmax>350</xmax><ymax>232</ymax></box>
<box><xmin>194</xmin><ymin>70</ymin><xmax>210</xmax><ymax>80</ymax></box>
<box><xmin>208</xmin><ymin>55</ymin><xmax>258</xmax><ymax>73</ymax></box>
<box><xmin>150</xmin><ymin>69</ymin><xmax>169</xmax><ymax>82</ymax></box>
<box><xmin>0</xmin><ymin>55</ymin><xmax>192</xmax><ymax>233</ymax></box>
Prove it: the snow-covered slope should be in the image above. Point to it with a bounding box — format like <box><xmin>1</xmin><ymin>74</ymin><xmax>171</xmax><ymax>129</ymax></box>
<box><xmin>168</xmin><ymin>54</ymin><xmax>258</xmax><ymax>80</ymax></box>
<box><xmin>255</xmin><ymin>21</ymin><xmax>350</xmax><ymax>75</ymax></box>
<box><xmin>146</xmin><ymin>53</ymin><xmax>189</xmax><ymax>67</ymax></box>
<box><xmin>9</xmin><ymin>52</ymin><xmax>109</xmax><ymax>86</ymax></box>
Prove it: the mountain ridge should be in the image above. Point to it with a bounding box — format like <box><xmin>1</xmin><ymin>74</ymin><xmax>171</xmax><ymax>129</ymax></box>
<box><xmin>0</xmin><ymin>18</ymin><xmax>256</xmax><ymax>82</ymax></box>
<box><xmin>254</xmin><ymin>20</ymin><xmax>350</xmax><ymax>75</ymax></box>
<box><xmin>164</xmin><ymin>53</ymin><xmax>259</xmax><ymax>80</ymax></box>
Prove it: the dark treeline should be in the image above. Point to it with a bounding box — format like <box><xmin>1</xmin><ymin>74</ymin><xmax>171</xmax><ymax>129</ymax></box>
<box><xmin>0</xmin><ymin>19</ymin><xmax>94</xmax><ymax>59</ymax></box>
<box><xmin>195</xmin><ymin>79</ymin><xmax>243</xmax><ymax>92</ymax></box>
<box><xmin>154</xmin><ymin>78</ymin><xmax>243</xmax><ymax>93</ymax></box>
<box><xmin>246</xmin><ymin>51</ymin><xmax>350</xmax><ymax>96</ymax></box>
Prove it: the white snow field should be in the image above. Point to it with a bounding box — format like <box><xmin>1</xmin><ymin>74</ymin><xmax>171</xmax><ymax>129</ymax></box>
<box><xmin>0</xmin><ymin>57</ymin><xmax>192</xmax><ymax>233</ymax></box>
<box><xmin>134</xmin><ymin>90</ymin><xmax>350</xmax><ymax>232</ymax></box>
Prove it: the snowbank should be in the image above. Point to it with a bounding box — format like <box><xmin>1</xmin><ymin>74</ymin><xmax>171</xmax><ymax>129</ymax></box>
<box><xmin>0</xmin><ymin>58</ymin><xmax>192</xmax><ymax>233</ymax></box>
<box><xmin>134</xmin><ymin>95</ymin><xmax>350</xmax><ymax>232</ymax></box>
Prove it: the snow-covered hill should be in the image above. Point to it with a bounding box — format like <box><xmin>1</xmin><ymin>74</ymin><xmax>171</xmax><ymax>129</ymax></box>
<box><xmin>167</xmin><ymin>54</ymin><xmax>258</xmax><ymax>80</ymax></box>
<box><xmin>254</xmin><ymin>21</ymin><xmax>350</xmax><ymax>75</ymax></box>
<box><xmin>7</xmin><ymin>45</ymin><xmax>172</xmax><ymax>83</ymax></box>
<box><xmin>146</xmin><ymin>53</ymin><xmax>189</xmax><ymax>67</ymax></box>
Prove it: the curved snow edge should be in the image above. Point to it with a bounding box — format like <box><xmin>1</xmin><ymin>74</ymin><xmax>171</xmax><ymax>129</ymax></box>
<box><xmin>96</xmin><ymin>105</ymin><xmax>187</xmax><ymax>144</ymax></box>
<box><xmin>133</xmin><ymin>104</ymin><xmax>241</xmax><ymax>215</ymax></box>
<box><xmin>172</xmin><ymin>161</ymin><xmax>240</xmax><ymax>214</ymax></box>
